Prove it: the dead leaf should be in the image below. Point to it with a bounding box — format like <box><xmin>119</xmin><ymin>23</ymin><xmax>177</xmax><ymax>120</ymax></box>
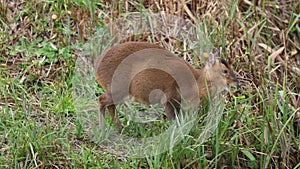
<box><xmin>269</xmin><ymin>47</ymin><xmax>285</xmax><ymax>65</ymax></box>
<box><xmin>291</xmin><ymin>49</ymin><xmax>298</xmax><ymax>56</ymax></box>
<box><xmin>258</xmin><ymin>43</ymin><xmax>273</xmax><ymax>53</ymax></box>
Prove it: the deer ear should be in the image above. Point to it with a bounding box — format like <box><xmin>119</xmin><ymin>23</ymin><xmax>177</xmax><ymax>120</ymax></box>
<box><xmin>206</xmin><ymin>52</ymin><xmax>216</xmax><ymax>67</ymax></box>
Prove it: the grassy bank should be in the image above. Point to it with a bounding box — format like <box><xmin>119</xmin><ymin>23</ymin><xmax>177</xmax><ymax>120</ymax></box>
<box><xmin>0</xmin><ymin>0</ymin><xmax>299</xmax><ymax>168</ymax></box>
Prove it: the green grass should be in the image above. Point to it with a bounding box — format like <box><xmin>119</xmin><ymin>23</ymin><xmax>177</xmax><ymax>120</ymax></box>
<box><xmin>0</xmin><ymin>0</ymin><xmax>299</xmax><ymax>168</ymax></box>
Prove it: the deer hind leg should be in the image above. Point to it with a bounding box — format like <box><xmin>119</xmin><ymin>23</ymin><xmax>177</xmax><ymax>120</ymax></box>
<box><xmin>98</xmin><ymin>93</ymin><xmax>121</xmax><ymax>128</ymax></box>
<box><xmin>107</xmin><ymin>104</ymin><xmax>122</xmax><ymax>129</ymax></box>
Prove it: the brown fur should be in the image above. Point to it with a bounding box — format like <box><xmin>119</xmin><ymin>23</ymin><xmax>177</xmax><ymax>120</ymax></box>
<box><xmin>95</xmin><ymin>42</ymin><xmax>239</xmax><ymax>128</ymax></box>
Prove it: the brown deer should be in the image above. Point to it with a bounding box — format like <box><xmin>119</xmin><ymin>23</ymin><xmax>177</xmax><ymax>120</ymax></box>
<box><xmin>94</xmin><ymin>42</ymin><xmax>240</xmax><ymax>128</ymax></box>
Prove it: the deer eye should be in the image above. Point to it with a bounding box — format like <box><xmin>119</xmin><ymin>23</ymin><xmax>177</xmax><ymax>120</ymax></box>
<box><xmin>222</xmin><ymin>69</ymin><xmax>228</xmax><ymax>75</ymax></box>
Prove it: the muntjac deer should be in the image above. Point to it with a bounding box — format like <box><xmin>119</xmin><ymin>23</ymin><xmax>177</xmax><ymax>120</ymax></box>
<box><xmin>95</xmin><ymin>42</ymin><xmax>240</xmax><ymax>128</ymax></box>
